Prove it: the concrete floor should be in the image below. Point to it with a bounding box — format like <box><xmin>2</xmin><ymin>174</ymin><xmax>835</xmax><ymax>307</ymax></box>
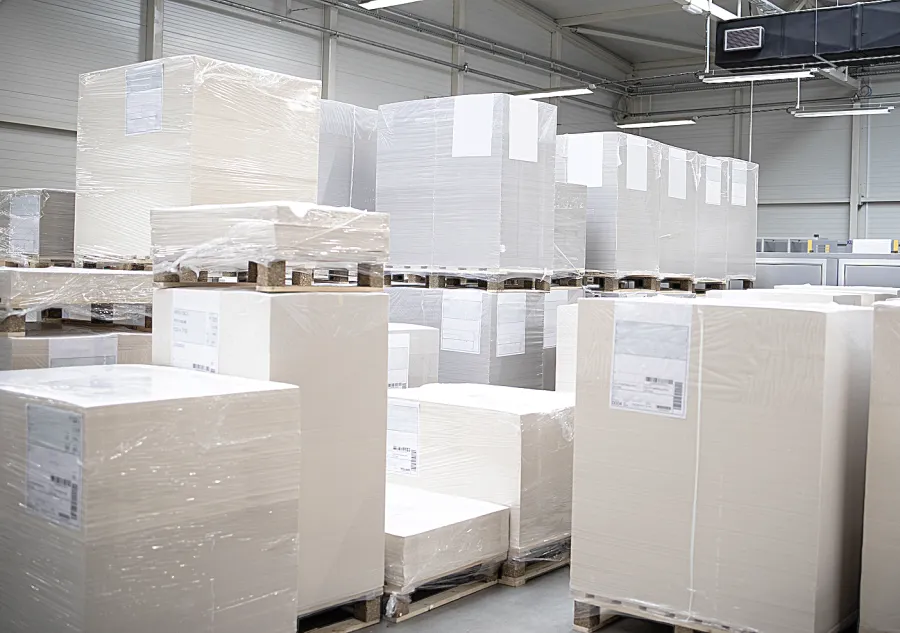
<box><xmin>372</xmin><ymin>568</ymin><xmax>669</xmax><ymax>633</ymax></box>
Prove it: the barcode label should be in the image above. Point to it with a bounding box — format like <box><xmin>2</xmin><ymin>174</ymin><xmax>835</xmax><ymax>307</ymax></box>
<box><xmin>25</xmin><ymin>404</ymin><xmax>83</xmax><ymax>530</ymax></box>
<box><xmin>610</xmin><ymin>302</ymin><xmax>691</xmax><ymax>419</ymax></box>
<box><xmin>171</xmin><ymin>293</ymin><xmax>220</xmax><ymax>374</ymax></box>
<box><xmin>387</xmin><ymin>400</ymin><xmax>420</xmax><ymax>476</ymax></box>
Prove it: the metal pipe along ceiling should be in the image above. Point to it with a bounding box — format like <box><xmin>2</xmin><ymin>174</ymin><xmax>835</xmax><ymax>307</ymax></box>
<box><xmin>181</xmin><ymin>0</ymin><xmax>626</xmax><ymax>114</ymax></box>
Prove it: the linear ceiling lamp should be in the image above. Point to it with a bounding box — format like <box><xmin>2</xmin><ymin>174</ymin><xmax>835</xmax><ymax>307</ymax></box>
<box><xmin>516</xmin><ymin>87</ymin><xmax>594</xmax><ymax>99</ymax></box>
<box><xmin>675</xmin><ymin>0</ymin><xmax>736</xmax><ymax>21</ymax></box>
<box><xmin>359</xmin><ymin>0</ymin><xmax>423</xmax><ymax>9</ymax></box>
<box><xmin>701</xmin><ymin>69</ymin><xmax>814</xmax><ymax>84</ymax></box>
<box><xmin>617</xmin><ymin>117</ymin><xmax>698</xmax><ymax>129</ymax></box>
<box><xmin>791</xmin><ymin>105</ymin><xmax>895</xmax><ymax>118</ymax></box>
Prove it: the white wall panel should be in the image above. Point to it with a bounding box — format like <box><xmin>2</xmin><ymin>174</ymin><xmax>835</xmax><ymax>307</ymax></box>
<box><xmin>163</xmin><ymin>0</ymin><xmax>321</xmax><ymax>79</ymax></box>
<box><xmin>0</xmin><ymin>125</ymin><xmax>75</xmax><ymax>190</ymax></box>
<box><xmin>758</xmin><ymin>203</ymin><xmax>849</xmax><ymax>239</ymax></box>
<box><xmin>0</xmin><ymin>0</ymin><xmax>141</xmax><ymax>130</ymax></box>
<box><xmin>335</xmin><ymin>13</ymin><xmax>451</xmax><ymax>108</ymax></box>
<box><xmin>864</xmin><ymin>204</ymin><xmax>900</xmax><ymax>238</ymax></box>
<box><xmin>637</xmin><ymin>90</ymin><xmax>735</xmax><ymax>157</ymax></box>
<box><xmin>558</xmin><ymin>100</ymin><xmax>617</xmax><ymax>134</ymax></box>
<box><xmin>865</xmin><ymin>76</ymin><xmax>900</xmax><ymax>204</ymax></box>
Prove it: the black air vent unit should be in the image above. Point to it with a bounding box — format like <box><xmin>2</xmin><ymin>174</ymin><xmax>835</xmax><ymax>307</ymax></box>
<box><xmin>715</xmin><ymin>0</ymin><xmax>900</xmax><ymax>69</ymax></box>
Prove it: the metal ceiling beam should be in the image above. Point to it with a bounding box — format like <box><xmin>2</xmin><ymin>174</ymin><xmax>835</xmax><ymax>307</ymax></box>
<box><xmin>451</xmin><ymin>0</ymin><xmax>466</xmax><ymax>95</ymax></box>
<box><xmin>490</xmin><ymin>0</ymin><xmax>633</xmax><ymax>75</ymax></box>
<box><xmin>816</xmin><ymin>67</ymin><xmax>862</xmax><ymax>92</ymax></box>
<box><xmin>557</xmin><ymin>5</ymin><xmax>680</xmax><ymax>27</ymax></box>
<box><xmin>141</xmin><ymin>0</ymin><xmax>164</xmax><ymax>60</ymax></box>
<box><xmin>573</xmin><ymin>26</ymin><xmax>707</xmax><ymax>56</ymax></box>
<box><xmin>321</xmin><ymin>5</ymin><xmax>338</xmax><ymax>99</ymax></box>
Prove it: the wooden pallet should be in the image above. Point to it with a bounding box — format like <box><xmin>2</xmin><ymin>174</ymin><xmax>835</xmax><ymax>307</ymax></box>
<box><xmin>694</xmin><ymin>280</ymin><xmax>728</xmax><ymax>294</ymax></box>
<box><xmin>386</xmin><ymin>272</ymin><xmax>551</xmax><ymax>292</ymax></box>
<box><xmin>660</xmin><ymin>277</ymin><xmax>696</xmax><ymax>293</ymax></box>
<box><xmin>297</xmin><ymin>595</ymin><xmax>381</xmax><ymax>633</ymax></box>
<box><xmin>80</xmin><ymin>261</ymin><xmax>152</xmax><ymax>271</ymax></box>
<box><xmin>552</xmin><ymin>274</ymin><xmax>584</xmax><ymax>288</ymax></box>
<box><xmin>573</xmin><ymin>598</ymin><xmax>760</xmax><ymax>633</ymax></box>
<box><xmin>384</xmin><ymin>563</ymin><xmax>501</xmax><ymax>623</ymax></box>
<box><xmin>0</xmin><ymin>307</ymin><xmax>152</xmax><ymax>337</ymax></box>
<box><xmin>585</xmin><ymin>273</ymin><xmax>661</xmax><ymax>292</ymax></box>
<box><xmin>499</xmin><ymin>537</ymin><xmax>571</xmax><ymax>588</ymax></box>
<box><xmin>1</xmin><ymin>258</ymin><xmax>74</xmax><ymax>269</ymax></box>
<box><xmin>727</xmin><ymin>278</ymin><xmax>755</xmax><ymax>290</ymax></box>
<box><xmin>156</xmin><ymin>261</ymin><xmax>385</xmax><ymax>293</ymax></box>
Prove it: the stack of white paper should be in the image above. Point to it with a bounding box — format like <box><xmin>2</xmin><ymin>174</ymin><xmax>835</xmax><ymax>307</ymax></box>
<box><xmin>319</xmin><ymin>100</ymin><xmax>377</xmax><ymax>212</ymax></box>
<box><xmin>389</xmin><ymin>323</ymin><xmax>439</xmax><ymax>389</ymax></box>
<box><xmin>0</xmin><ymin>189</ymin><xmax>75</xmax><ymax>263</ymax></box>
<box><xmin>0</xmin><ymin>364</ymin><xmax>302</xmax><ymax>633</ymax></box>
<box><xmin>542</xmin><ymin>288</ymin><xmax>583</xmax><ymax>390</ymax></box>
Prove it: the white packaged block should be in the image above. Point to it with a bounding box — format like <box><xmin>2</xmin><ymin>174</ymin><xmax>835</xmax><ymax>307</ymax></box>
<box><xmin>861</xmin><ymin>304</ymin><xmax>900</xmax><ymax>633</ymax></box>
<box><xmin>554</xmin><ymin>182</ymin><xmax>587</xmax><ymax>274</ymax></box>
<box><xmin>386</xmin><ymin>383</ymin><xmax>575</xmax><ymax>558</ymax></box>
<box><xmin>0</xmin><ymin>331</ymin><xmax>121</xmax><ymax>370</ymax></box>
<box><xmin>725</xmin><ymin>158</ymin><xmax>759</xmax><ymax>280</ymax></box>
<box><xmin>542</xmin><ymin>288</ymin><xmax>583</xmax><ymax>390</ymax></box>
<box><xmin>0</xmin><ymin>189</ymin><xmax>75</xmax><ymax>262</ymax></box>
<box><xmin>558</xmin><ymin>132</ymin><xmax>660</xmax><ymax>276</ymax></box>
<box><xmin>151</xmin><ymin>201</ymin><xmax>389</xmax><ymax>274</ymax></box>
<box><xmin>115</xmin><ymin>332</ymin><xmax>152</xmax><ymax>364</ymax></box>
<box><xmin>572</xmin><ymin>297</ymin><xmax>872</xmax><ymax>633</ymax></box>
<box><xmin>319</xmin><ymin>100</ymin><xmax>377</xmax><ymax>212</ymax></box>
<box><xmin>0</xmin><ymin>364</ymin><xmax>302</xmax><ymax>633</ymax></box>
<box><xmin>387</xmin><ymin>287</ymin><xmax>545</xmax><ymax>389</ymax></box>
<box><xmin>75</xmin><ymin>55</ymin><xmax>321</xmax><ymax>263</ymax></box>
<box><xmin>659</xmin><ymin>146</ymin><xmax>697</xmax><ymax>278</ymax></box>
<box><xmin>152</xmin><ymin>289</ymin><xmax>387</xmax><ymax>615</ymax></box>
<box><xmin>389</xmin><ymin>323</ymin><xmax>439</xmax><ymax>389</ymax></box>
<box><xmin>554</xmin><ymin>303</ymin><xmax>578</xmax><ymax>393</ymax></box>
<box><xmin>708</xmin><ymin>287</ymin><xmax>891</xmax><ymax>306</ymax></box>
<box><xmin>696</xmin><ymin>155</ymin><xmax>728</xmax><ymax>281</ymax></box>
<box><xmin>384</xmin><ymin>484</ymin><xmax>509</xmax><ymax>593</ymax></box>
<box><xmin>377</xmin><ymin>94</ymin><xmax>556</xmax><ymax>273</ymax></box>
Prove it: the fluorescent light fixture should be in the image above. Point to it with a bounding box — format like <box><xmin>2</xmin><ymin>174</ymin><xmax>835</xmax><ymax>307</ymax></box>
<box><xmin>359</xmin><ymin>0</ymin><xmax>423</xmax><ymax>9</ymax></box>
<box><xmin>701</xmin><ymin>69</ymin><xmax>815</xmax><ymax>84</ymax></box>
<box><xmin>791</xmin><ymin>105</ymin><xmax>895</xmax><ymax>118</ymax></box>
<box><xmin>617</xmin><ymin>117</ymin><xmax>698</xmax><ymax>129</ymax></box>
<box><xmin>517</xmin><ymin>87</ymin><xmax>594</xmax><ymax>100</ymax></box>
<box><xmin>675</xmin><ymin>0</ymin><xmax>736</xmax><ymax>21</ymax></box>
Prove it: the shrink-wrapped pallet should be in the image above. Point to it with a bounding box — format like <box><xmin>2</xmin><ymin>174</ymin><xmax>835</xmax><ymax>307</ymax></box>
<box><xmin>0</xmin><ymin>364</ymin><xmax>302</xmax><ymax>633</ymax></box>
<box><xmin>319</xmin><ymin>100</ymin><xmax>377</xmax><ymax>212</ymax></box>
<box><xmin>377</xmin><ymin>94</ymin><xmax>555</xmax><ymax>276</ymax></box>
<box><xmin>384</xmin><ymin>484</ymin><xmax>509</xmax><ymax>607</ymax></box>
<box><xmin>557</xmin><ymin>132</ymin><xmax>661</xmax><ymax>277</ymax></box>
<box><xmin>389</xmin><ymin>323</ymin><xmax>439</xmax><ymax>389</ymax></box>
<box><xmin>696</xmin><ymin>155</ymin><xmax>728</xmax><ymax>281</ymax></box>
<box><xmin>554</xmin><ymin>182</ymin><xmax>587</xmax><ymax>275</ymax></box>
<box><xmin>572</xmin><ymin>297</ymin><xmax>872</xmax><ymax>633</ymax></box>
<box><xmin>659</xmin><ymin>146</ymin><xmax>697</xmax><ymax>278</ymax></box>
<box><xmin>152</xmin><ymin>289</ymin><xmax>387</xmax><ymax>616</ymax></box>
<box><xmin>0</xmin><ymin>189</ymin><xmax>75</xmax><ymax>263</ymax></box>
<box><xmin>387</xmin><ymin>286</ymin><xmax>545</xmax><ymax>389</ymax></box>
<box><xmin>75</xmin><ymin>55</ymin><xmax>321</xmax><ymax>263</ymax></box>
<box><xmin>0</xmin><ymin>332</ymin><xmax>121</xmax><ymax>370</ymax></box>
<box><xmin>725</xmin><ymin>158</ymin><xmax>759</xmax><ymax>281</ymax></box>
<box><xmin>386</xmin><ymin>383</ymin><xmax>575</xmax><ymax>561</ymax></box>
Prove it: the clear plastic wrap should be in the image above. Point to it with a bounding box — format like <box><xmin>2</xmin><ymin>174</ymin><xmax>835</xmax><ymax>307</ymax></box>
<box><xmin>659</xmin><ymin>145</ymin><xmax>698</xmax><ymax>278</ymax></box>
<box><xmin>554</xmin><ymin>183</ymin><xmax>588</xmax><ymax>275</ymax></box>
<box><xmin>558</xmin><ymin>132</ymin><xmax>661</xmax><ymax>277</ymax></box>
<box><xmin>387</xmin><ymin>286</ymin><xmax>545</xmax><ymax>389</ymax></box>
<box><xmin>319</xmin><ymin>100</ymin><xmax>377</xmax><ymax>212</ymax></box>
<box><xmin>377</xmin><ymin>94</ymin><xmax>556</xmax><ymax>275</ymax></box>
<box><xmin>0</xmin><ymin>331</ymin><xmax>122</xmax><ymax>370</ymax></box>
<box><xmin>151</xmin><ymin>201</ymin><xmax>389</xmax><ymax>274</ymax></box>
<box><xmin>151</xmin><ymin>288</ymin><xmax>388</xmax><ymax>616</ymax></box>
<box><xmin>861</xmin><ymin>304</ymin><xmax>900</xmax><ymax>633</ymax></box>
<box><xmin>0</xmin><ymin>267</ymin><xmax>153</xmax><ymax>332</ymax></box>
<box><xmin>0</xmin><ymin>189</ymin><xmax>75</xmax><ymax>263</ymax></box>
<box><xmin>0</xmin><ymin>364</ymin><xmax>302</xmax><ymax>633</ymax></box>
<box><xmin>383</xmin><ymin>484</ymin><xmax>509</xmax><ymax>613</ymax></box>
<box><xmin>696</xmin><ymin>155</ymin><xmax>729</xmax><ymax>281</ymax></box>
<box><xmin>724</xmin><ymin>158</ymin><xmax>759</xmax><ymax>281</ymax></box>
<box><xmin>389</xmin><ymin>323</ymin><xmax>439</xmax><ymax>389</ymax></box>
<box><xmin>75</xmin><ymin>55</ymin><xmax>321</xmax><ymax>264</ymax></box>
<box><xmin>542</xmin><ymin>288</ymin><xmax>584</xmax><ymax>390</ymax></box>
<box><xmin>386</xmin><ymin>383</ymin><xmax>575</xmax><ymax>562</ymax></box>
<box><xmin>572</xmin><ymin>297</ymin><xmax>872</xmax><ymax>633</ymax></box>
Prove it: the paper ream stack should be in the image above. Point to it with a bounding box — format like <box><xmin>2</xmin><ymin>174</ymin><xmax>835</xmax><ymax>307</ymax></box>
<box><xmin>542</xmin><ymin>288</ymin><xmax>583</xmax><ymax>390</ymax></box>
<box><xmin>572</xmin><ymin>297</ymin><xmax>872</xmax><ymax>633</ymax></box>
<box><xmin>75</xmin><ymin>55</ymin><xmax>321</xmax><ymax>263</ymax></box>
<box><xmin>0</xmin><ymin>189</ymin><xmax>75</xmax><ymax>263</ymax></box>
<box><xmin>152</xmin><ymin>288</ymin><xmax>387</xmax><ymax>616</ymax></box>
<box><xmin>0</xmin><ymin>364</ymin><xmax>301</xmax><ymax>633</ymax></box>
<box><xmin>389</xmin><ymin>323</ymin><xmax>439</xmax><ymax>389</ymax></box>
<box><xmin>386</xmin><ymin>383</ymin><xmax>575</xmax><ymax>559</ymax></box>
<box><xmin>319</xmin><ymin>100</ymin><xmax>377</xmax><ymax>212</ymax></box>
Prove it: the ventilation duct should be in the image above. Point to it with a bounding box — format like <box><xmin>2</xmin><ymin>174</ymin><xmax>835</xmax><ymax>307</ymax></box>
<box><xmin>716</xmin><ymin>0</ymin><xmax>900</xmax><ymax>69</ymax></box>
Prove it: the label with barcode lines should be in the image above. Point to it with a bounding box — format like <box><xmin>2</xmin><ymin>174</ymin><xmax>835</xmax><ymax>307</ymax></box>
<box><xmin>25</xmin><ymin>404</ymin><xmax>83</xmax><ymax>530</ymax></box>
<box><xmin>387</xmin><ymin>400</ymin><xmax>420</xmax><ymax>476</ymax></box>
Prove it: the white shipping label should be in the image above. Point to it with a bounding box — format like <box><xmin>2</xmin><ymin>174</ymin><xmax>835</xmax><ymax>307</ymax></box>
<box><xmin>388</xmin><ymin>332</ymin><xmax>411</xmax><ymax>389</ymax></box>
<box><xmin>508</xmin><ymin>97</ymin><xmax>539</xmax><ymax>162</ymax></box>
<box><xmin>171</xmin><ymin>293</ymin><xmax>220</xmax><ymax>374</ymax></box>
<box><xmin>126</xmin><ymin>62</ymin><xmax>163</xmax><ymax>136</ymax></box>
<box><xmin>387</xmin><ymin>399</ymin><xmax>420</xmax><ymax>476</ymax></box>
<box><xmin>26</xmin><ymin>404</ymin><xmax>83</xmax><ymax>530</ymax></box>
<box><xmin>497</xmin><ymin>293</ymin><xmax>527</xmax><ymax>357</ymax></box>
<box><xmin>731</xmin><ymin>161</ymin><xmax>748</xmax><ymax>207</ymax></box>
<box><xmin>705</xmin><ymin>158</ymin><xmax>722</xmax><ymax>206</ymax></box>
<box><xmin>8</xmin><ymin>194</ymin><xmax>41</xmax><ymax>255</ymax></box>
<box><xmin>451</xmin><ymin>94</ymin><xmax>494</xmax><ymax>158</ymax></box>
<box><xmin>611</xmin><ymin>302</ymin><xmax>691</xmax><ymax>419</ymax></box>
<box><xmin>668</xmin><ymin>148</ymin><xmax>688</xmax><ymax>200</ymax></box>
<box><xmin>441</xmin><ymin>290</ymin><xmax>484</xmax><ymax>354</ymax></box>
<box><xmin>543</xmin><ymin>289</ymin><xmax>576</xmax><ymax>349</ymax></box>
<box><xmin>626</xmin><ymin>135</ymin><xmax>649</xmax><ymax>192</ymax></box>
<box><xmin>49</xmin><ymin>335</ymin><xmax>118</xmax><ymax>368</ymax></box>
<box><xmin>566</xmin><ymin>133</ymin><xmax>603</xmax><ymax>188</ymax></box>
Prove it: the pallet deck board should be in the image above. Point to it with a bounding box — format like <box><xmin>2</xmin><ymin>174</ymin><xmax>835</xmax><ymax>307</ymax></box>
<box><xmin>500</xmin><ymin>537</ymin><xmax>571</xmax><ymax>587</ymax></box>
<box><xmin>385</xmin><ymin>576</ymin><xmax>499</xmax><ymax>623</ymax></box>
<box><xmin>157</xmin><ymin>261</ymin><xmax>385</xmax><ymax>292</ymax></box>
<box><xmin>297</xmin><ymin>596</ymin><xmax>381</xmax><ymax>633</ymax></box>
<box><xmin>573</xmin><ymin>598</ymin><xmax>755</xmax><ymax>633</ymax></box>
